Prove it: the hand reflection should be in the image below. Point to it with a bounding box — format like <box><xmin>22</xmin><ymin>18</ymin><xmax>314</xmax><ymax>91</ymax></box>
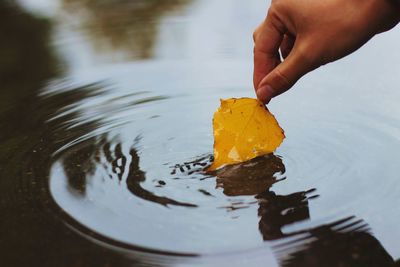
<box><xmin>257</xmin><ymin>189</ymin><xmax>318</xmax><ymax>241</ymax></box>
<box><xmin>213</xmin><ymin>154</ymin><xmax>320</xmax><ymax>242</ymax></box>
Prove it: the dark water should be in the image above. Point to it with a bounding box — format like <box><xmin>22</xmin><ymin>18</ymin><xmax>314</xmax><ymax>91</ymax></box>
<box><xmin>2</xmin><ymin>0</ymin><xmax>400</xmax><ymax>266</ymax></box>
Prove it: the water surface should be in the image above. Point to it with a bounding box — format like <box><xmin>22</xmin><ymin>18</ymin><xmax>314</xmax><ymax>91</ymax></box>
<box><xmin>2</xmin><ymin>0</ymin><xmax>400</xmax><ymax>266</ymax></box>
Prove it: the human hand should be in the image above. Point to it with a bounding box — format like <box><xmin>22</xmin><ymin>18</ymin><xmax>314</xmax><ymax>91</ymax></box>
<box><xmin>253</xmin><ymin>0</ymin><xmax>400</xmax><ymax>104</ymax></box>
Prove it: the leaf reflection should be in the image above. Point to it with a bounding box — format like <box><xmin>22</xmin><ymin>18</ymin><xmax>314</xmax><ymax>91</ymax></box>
<box><xmin>215</xmin><ymin>154</ymin><xmax>285</xmax><ymax>196</ymax></box>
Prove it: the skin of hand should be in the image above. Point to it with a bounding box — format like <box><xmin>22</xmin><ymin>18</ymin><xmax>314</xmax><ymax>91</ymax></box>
<box><xmin>253</xmin><ymin>0</ymin><xmax>400</xmax><ymax>104</ymax></box>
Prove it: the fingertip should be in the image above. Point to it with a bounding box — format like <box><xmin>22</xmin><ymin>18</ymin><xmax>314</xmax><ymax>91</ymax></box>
<box><xmin>256</xmin><ymin>85</ymin><xmax>274</xmax><ymax>104</ymax></box>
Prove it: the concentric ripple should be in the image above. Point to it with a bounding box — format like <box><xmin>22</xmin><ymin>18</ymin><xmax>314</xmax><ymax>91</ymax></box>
<box><xmin>47</xmin><ymin>62</ymin><xmax>400</xmax><ymax>262</ymax></box>
<box><xmin>48</xmin><ymin>75</ymin><xmax>284</xmax><ymax>254</ymax></box>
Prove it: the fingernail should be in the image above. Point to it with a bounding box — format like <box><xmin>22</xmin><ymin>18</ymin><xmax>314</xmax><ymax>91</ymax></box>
<box><xmin>257</xmin><ymin>85</ymin><xmax>274</xmax><ymax>104</ymax></box>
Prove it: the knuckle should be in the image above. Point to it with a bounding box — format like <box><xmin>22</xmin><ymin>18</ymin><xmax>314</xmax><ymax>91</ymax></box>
<box><xmin>266</xmin><ymin>5</ymin><xmax>276</xmax><ymax>19</ymax></box>
<box><xmin>266</xmin><ymin>3</ymin><xmax>286</xmax><ymax>32</ymax></box>
<box><xmin>296</xmin><ymin>47</ymin><xmax>313</xmax><ymax>65</ymax></box>
<box><xmin>253</xmin><ymin>24</ymin><xmax>263</xmax><ymax>43</ymax></box>
<box><xmin>252</xmin><ymin>31</ymin><xmax>258</xmax><ymax>42</ymax></box>
<box><xmin>269</xmin><ymin>0</ymin><xmax>284</xmax><ymax>15</ymax></box>
<box><xmin>295</xmin><ymin>42</ymin><xmax>322</xmax><ymax>69</ymax></box>
<box><xmin>274</xmin><ymin>68</ymin><xmax>292</xmax><ymax>87</ymax></box>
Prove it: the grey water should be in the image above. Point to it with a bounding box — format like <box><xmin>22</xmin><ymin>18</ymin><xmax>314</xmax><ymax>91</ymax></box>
<box><xmin>2</xmin><ymin>0</ymin><xmax>400</xmax><ymax>266</ymax></box>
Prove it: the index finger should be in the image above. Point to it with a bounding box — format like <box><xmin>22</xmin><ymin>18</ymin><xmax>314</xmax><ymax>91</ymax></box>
<box><xmin>253</xmin><ymin>14</ymin><xmax>286</xmax><ymax>90</ymax></box>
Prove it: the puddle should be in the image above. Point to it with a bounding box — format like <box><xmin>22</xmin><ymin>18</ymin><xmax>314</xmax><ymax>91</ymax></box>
<box><xmin>2</xmin><ymin>0</ymin><xmax>400</xmax><ymax>266</ymax></box>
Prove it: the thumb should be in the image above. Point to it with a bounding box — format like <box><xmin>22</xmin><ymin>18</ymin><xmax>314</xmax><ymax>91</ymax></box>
<box><xmin>256</xmin><ymin>44</ymin><xmax>317</xmax><ymax>104</ymax></box>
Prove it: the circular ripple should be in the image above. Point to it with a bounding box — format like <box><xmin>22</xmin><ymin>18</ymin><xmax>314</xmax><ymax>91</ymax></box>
<box><xmin>48</xmin><ymin>71</ymin><xmax>400</xmax><ymax>260</ymax></box>
<box><xmin>49</xmin><ymin>79</ymin><xmax>272</xmax><ymax>255</ymax></box>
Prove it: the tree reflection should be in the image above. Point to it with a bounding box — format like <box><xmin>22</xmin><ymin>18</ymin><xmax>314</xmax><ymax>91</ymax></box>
<box><xmin>0</xmin><ymin>1</ymin><xmax>158</xmax><ymax>266</ymax></box>
<box><xmin>274</xmin><ymin>216</ymin><xmax>396</xmax><ymax>267</ymax></box>
<box><xmin>125</xmin><ymin>144</ymin><xmax>197</xmax><ymax>207</ymax></box>
<box><xmin>61</xmin><ymin>135</ymin><xmax>197</xmax><ymax>207</ymax></box>
<box><xmin>62</xmin><ymin>0</ymin><xmax>193</xmax><ymax>59</ymax></box>
<box><xmin>61</xmin><ymin>133</ymin><xmax>105</xmax><ymax>195</ymax></box>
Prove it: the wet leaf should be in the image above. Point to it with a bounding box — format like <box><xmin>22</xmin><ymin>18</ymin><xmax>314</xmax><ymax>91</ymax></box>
<box><xmin>208</xmin><ymin>98</ymin><xmax>285</xmax><ymax>171</ymax></box>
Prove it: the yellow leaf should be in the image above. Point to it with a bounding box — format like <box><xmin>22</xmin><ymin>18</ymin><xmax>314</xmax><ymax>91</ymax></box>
<box><xmin>208</xmin><ymin>98</ymin><xmax>285</xmax><ymax>171</ymax></box>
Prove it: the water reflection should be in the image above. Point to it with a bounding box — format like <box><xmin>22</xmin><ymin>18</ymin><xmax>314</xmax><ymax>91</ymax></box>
<box><xmin>62</xmin><ymin>0</ymin><xmax>193</xmax><ymax>59</ymax></box>
<box><xmin>0</xmin><ymin>2</ymin><xmax>142</xmax><ymax>266</ymax></box>
<box><xmin>61</xmin><ymin>135</ymin><xmax>198</xmax><ymax>206</ymax></box>
<box><xmin>213</xmin><ymin>155</ymin><xmax>319</xmax><ymax>241</ymax></box>
<box><xmin>274</xmin><ymin>217</ymin><xmax>396</xmax><ymax>267</ymax></box>
<box><xmin>0</xmin><ymin>1</ymin><xmax>58</xmax><ymax>117</ymax></box>
<box><xmin>257</xmin><ymin>189</ymin><xmax>317</xmax><ymax>241</ymax></box>
<box><xmin>61</xmin><ymin>131</ymin><xmax>101</xmax><ymax>195</ymax></box>
<box><xmin>171</xmin><ymin>155</ymin><xmax>213</xmax><ymax>176</ymax></box>
<box><xmin>215</xmin><ymin>154</ymin><xmax>285</xmax><ymax>196</ymax></box>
